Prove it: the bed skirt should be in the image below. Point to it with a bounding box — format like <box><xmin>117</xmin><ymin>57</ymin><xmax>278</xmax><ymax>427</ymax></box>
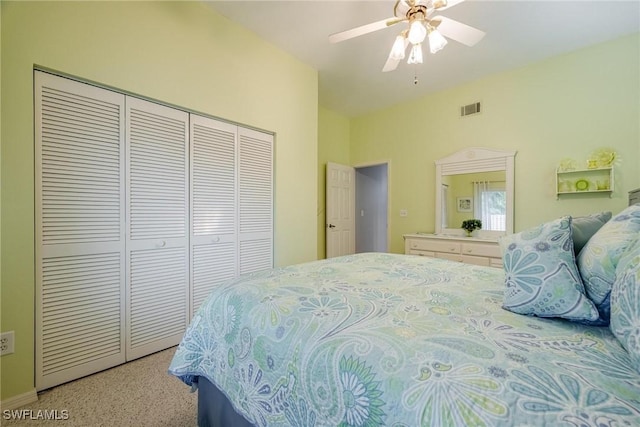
<box><xmin>197</xmin><ymin>376</ymin><xmax>254</xmax><ymax>427</ymax></box>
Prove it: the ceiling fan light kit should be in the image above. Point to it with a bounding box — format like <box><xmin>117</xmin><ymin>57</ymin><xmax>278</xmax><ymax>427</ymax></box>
<box><xmin>408</xmin><ymin>19</ymin><xmax>427</xmax><ymax>44</ymax></box>
<box><xmin>427</xmin><ymin>27</ymin><xmax>448</xmax><ymax>53</ymax></box>
<box><xmin>408</xmin><ymin>44</ymin><xmax>423</xmax><ymax>65</ymax></box>
<box><xmin>329</xmin><ymin>0</ymin><xmax>485</xmax><ymax>73</ymax></box>
<box><xmin>390</xmin><ymin>35</ymin><xmax>407</xmax><ymax>60</ymax></box>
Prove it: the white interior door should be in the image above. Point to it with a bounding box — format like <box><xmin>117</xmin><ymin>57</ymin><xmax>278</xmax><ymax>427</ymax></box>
<box><xmin>190</xmin><ymin>114</ymin><xmax>238</xmax><ymax>313</ymax></box>
<box><xmin>35</xmin><ymin>71</ymin><xmax>126</xmax><ymax>390</ymax></box>
<box><xmin>125</xmin><ymin>97</ymin><xmax>189</xmax><ymax>360</ymax></box>
<box><xmin>326</xmin><ymin>162</ymin><xmax>355</xmax><ymax>258</ymax></box>
<box><xmin>238</xmin><ymin>127</ymin><xmax>274</xmax><ymax>274</ymax></box>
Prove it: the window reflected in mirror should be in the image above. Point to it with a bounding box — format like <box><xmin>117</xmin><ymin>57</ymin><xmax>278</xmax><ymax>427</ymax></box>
<box><xmin>443</xmin><ymin>171</ymin><xmax>506</xmax><ymax>231</ymax></box>
<box><xmin>435</xmin><ymin>147</ymin><xmax>516</xmax><ymax>237</ymax></box>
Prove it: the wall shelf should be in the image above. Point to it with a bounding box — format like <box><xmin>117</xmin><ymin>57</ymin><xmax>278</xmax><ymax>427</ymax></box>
<box><xmin>556</xmin><ymin>166</ymin><xmax>614</xmax><ymax>199</ymax></box>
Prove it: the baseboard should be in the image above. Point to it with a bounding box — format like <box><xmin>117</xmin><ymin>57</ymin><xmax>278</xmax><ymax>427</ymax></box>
<box><xmin>0</xmin><ymin>389</ymin><xmax>38</xmax><ymax>410</ymax></box>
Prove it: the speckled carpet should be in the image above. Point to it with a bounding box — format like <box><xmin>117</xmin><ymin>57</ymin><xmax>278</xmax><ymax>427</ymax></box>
<box><xmin>3</xmin><ymin>347</ymin><xmax>196</xmax><ymax>426</ymax></box>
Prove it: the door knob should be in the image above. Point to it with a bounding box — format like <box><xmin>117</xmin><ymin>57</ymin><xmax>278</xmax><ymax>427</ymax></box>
<box><xmin>327</xmin><ymin>224</ymin><xmax>336</xmax><ymax>228</ymax></box>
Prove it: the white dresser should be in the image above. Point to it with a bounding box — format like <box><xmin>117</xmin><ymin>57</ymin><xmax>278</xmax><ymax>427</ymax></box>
<box><xmin>404</xmin><ymin>234</ymin><xmax>503</xmax><ymax>268</ymax></box>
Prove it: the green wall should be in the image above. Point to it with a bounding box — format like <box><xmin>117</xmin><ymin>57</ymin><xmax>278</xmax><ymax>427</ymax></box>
<box><xmin>317</xmin><ymin>106</ymin><xmax>351</xmax><ymax>259</ymax></box>
<box><xmin>350</xmin><ymin>33</ymin><xmax>640</xmax><ymax>254</ymax></box>
<box><xmin>1</xmin><ymin>1</ymin><xmax>318</xmax><ymax>401</ymax></box>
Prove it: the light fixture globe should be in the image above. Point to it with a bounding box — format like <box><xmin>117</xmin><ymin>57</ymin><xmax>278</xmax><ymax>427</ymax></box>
<box><xmin>390</xmin><ymin>35</ymin><xmax>406</xmax><ymax>60</ymax></box>
<box><xmin>407</xmin><ymin>43</ymin><xmax>423</xmax><ymax>64</ymax></box>
<box><xmin>407</xmin><ymin>20</ymin><xmax>427</xmax><ymax>45</ymax></box>
<box><xmin>428</xmin><ymin>29</ymin><xmax>448</xmax><ymax>53</ymax></box>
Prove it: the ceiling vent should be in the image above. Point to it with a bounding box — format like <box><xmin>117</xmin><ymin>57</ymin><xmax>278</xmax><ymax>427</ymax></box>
<box><xmin>460</xmin><ymin>102</ymin><xmax>481</xmax><ymax>117</ymax></box>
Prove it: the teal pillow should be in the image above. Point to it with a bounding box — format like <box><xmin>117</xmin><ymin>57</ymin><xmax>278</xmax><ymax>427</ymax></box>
<box><xmin>609</xmin><ymin>236</ymin><xmax>640</xmax><ymax>374</ymax></box>
<box><xmin>499</xmin><ymin>216</ymin><xmax>599</xmax><ymax>322</ymax></box>
<box><xmin>578</xmin><ymin>204</ymin><xmax>640</xmax><ymax>323</ymax></box>
<box><xmin>571</xmin><ymin>211</ymin><xmax>612</xmax><ymax>255</ymax></box>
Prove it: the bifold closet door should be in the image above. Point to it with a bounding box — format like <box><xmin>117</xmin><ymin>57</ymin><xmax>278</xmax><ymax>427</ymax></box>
<box><xmin>238</xmin><ymin>128</ymin><xmax>274</xmax><ymax>274</ymax></box>
<box><xmin>125</xmin><ymin>98</ymin><xmax>189</xmax><ymax>360</ymax></box>
<box><xmin>190</xmin><ymin>115</ymin><xmax>238</xmax><ymax>312</ymax></box>
<box><xmin>35</xmin><ymin>71</ymin><xmax>273</xmax><ymax>389</ymax></box>
<box><xmin>35</xmin><ymin>71</ymin><xmax>127</xmax><ymax>390</ymax></box>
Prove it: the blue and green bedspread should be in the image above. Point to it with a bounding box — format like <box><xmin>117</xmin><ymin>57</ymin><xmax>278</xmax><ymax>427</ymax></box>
<box><xmin>169</xmin><ymin>252</ymin><xmax>640</xmax><ymax>426</ymax></box>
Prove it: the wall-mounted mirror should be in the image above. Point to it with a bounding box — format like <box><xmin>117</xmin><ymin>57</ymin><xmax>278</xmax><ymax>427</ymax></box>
<box><xmin>435</xmin><ymin>147</ymin><xmax>516</xmax><ymax>238</ymax></box>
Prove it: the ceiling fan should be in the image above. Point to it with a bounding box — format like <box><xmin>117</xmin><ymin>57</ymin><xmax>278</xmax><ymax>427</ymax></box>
<box><xmin>329</xmin><ymin>0</ymin><xmax>486</xmax><ymax>72</ymax></box>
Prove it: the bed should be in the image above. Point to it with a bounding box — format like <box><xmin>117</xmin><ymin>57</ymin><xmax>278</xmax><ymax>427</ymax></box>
<box><xmin>169</xmin><ymin>207</ymin><xmax>640</xmax><ymax>426</ymax></box>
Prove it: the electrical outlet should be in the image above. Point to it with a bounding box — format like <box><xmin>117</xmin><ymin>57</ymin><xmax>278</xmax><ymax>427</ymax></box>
<box><xmin>1</xmin><ymin>331</ymin><xmax>15</xmax><ymax>356</ymax></box>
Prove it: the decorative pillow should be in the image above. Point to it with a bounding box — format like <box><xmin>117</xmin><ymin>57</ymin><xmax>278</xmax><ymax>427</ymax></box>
<box><xmin>609</xmin><ymin>236</ymin><xmax>640</xmax><ymax>374</ymax></box>
<box><xmin>499</xmin><ymin>216</ymin><xmax>599</xmax><ymax>322</ymax></box>
<box><xmin>571</xmin><ymin>211</ymin><xmax>612</xmax><ymax>255</ymax></box>
<box><xmin>578</xmin><ymin>204</ymin><xmax>640</xmax><ymax>323</ymax></box>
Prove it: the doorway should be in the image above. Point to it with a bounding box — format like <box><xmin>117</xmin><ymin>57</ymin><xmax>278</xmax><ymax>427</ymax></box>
<box><xmin>355</xmin><ymin>163</ymin><xmax>388</xmax><ymax>253</ymax></box>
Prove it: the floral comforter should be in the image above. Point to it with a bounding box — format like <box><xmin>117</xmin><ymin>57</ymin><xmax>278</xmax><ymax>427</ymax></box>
<box><xmin>169</xmin><ymin>253</ymin><xmax>640</xmax><ymax>426</ymax></box>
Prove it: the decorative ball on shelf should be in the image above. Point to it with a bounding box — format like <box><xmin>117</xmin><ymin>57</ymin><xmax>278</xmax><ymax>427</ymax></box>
<box><xmin>461</xmin><ymin>219</ymin><xmax>482</xmax><ymax>237</ymax></box>
<box><xmin>558</xmin><ymin>158</ymin><xmax>578</xmax><ymax>172</ymax></box>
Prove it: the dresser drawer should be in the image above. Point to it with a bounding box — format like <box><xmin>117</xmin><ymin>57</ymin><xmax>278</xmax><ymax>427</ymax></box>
<box><xmin>407</xmin><ymin>249</ymin><xmax>436</xmax><ymax>257</ymax></box>
<box><xmin>407</xmin><ymin>238</ymin><xmax>460</xmax><ymax>254</ymax></box>
<box><xmin>461</xmin><ymin>242</ymin><xmax>501</xmax><ymax>258</ymax></box>
<box><xmin>489</xmin><ymin>258</ymin><xmax>503</xmax><ymax>268</ymax></box>
<box><xmin>436</xmin><ymin>253</ymin><xmax>463</xmax><ymax>263</ymax></box>
<box><xmin>403</xmin><ymin>234</ymin><xmax>502</xmax><ymax>269</ymax></box>
<box><xmin>461</xmin><ymin>254</ymin><xmax>491</xmax><ymax>267</ymax></box>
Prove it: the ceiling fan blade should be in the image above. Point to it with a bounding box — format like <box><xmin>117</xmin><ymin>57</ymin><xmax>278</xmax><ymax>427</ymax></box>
<box><xmin>382</xmin><ymin>38</ymin><xmax>409</xmax><ymax>72</ymax></box>
<box><xmin>382</xmin><ymin>57</ymin><xmax>401</xmax><ymax>73</ymax></box>
<box><xmin>430</xmin><ymin>16</ymin><xmax>485</xmax><ymax>46</ymax></box>
<box><xmin>394</xmin><ymin>0</ymin><xmax>411</xmax><ymax>18</ymax></box>
<box><xmin>329</xmin><ymin>17</ymin><xmax>402</xmax><ymax>43</ymax></box>
<box><xmin>432</xmin><ymin>0</ymin><xmax>465</xmax><ymax>12</ymax></box>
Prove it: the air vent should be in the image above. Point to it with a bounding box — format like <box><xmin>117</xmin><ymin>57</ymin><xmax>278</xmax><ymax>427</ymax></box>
<box><xmin>460</xmin><ymin>102</ymin><xmax>481</xmax><ymax>117</ymax></box>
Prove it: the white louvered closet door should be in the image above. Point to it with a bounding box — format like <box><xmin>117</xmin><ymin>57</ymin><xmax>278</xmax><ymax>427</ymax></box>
<box><xmin>238</xmin><ymin>128</ymin><xmax>274</xmax><ymax>274</ymax></box>
<box><xmin>190</xmin><ymin>115</ymin><xmax>238</xmax><ymax>313</ymax></box>
<box><xmin>126</xmin><ymin>98</ymin><xmax>189</xmax><ymax>360</ymax></box>
<box><xmin>35</xmin><ymin>71</ymin><xmax>126</xmax><ymax>390</ymax></box>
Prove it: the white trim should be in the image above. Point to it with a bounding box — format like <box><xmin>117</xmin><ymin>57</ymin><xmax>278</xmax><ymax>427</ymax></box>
<box><xmin>435</xmin><ymin>147</ymin><xmax>516</xmax><ymax>166</ymax></box>
<box><xmin>0</xmin><ymin>389</ymin><xmax>38</xmax><ymax>411</ymax></box>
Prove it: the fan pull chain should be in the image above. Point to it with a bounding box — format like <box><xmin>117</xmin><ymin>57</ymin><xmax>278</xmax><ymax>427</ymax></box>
<box><xmin>414</xmin><ymin>67</ymin><xmax>419</xmax><ymax>85</ymax></box>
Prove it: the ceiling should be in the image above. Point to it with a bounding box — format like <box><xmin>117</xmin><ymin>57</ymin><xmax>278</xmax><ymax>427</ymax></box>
<box><xmin>206</xmin><ymin>1</ymin><xmax>640</xmax><ymax>117</ymax></box>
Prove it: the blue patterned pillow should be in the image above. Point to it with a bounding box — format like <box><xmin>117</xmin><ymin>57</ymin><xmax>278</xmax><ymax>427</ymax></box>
<box><xmin>610</xmin><ymin>236</ymin><xmax>640</xmax><ymax>374</ymax></box>
<box><xmin>499</xmin><ymin>216</ymin><xmax>599</xmax><ymax>322</ymax></box>
<box><xmin>578</xmin><ymin>204</ymin><xmax>640</xmax><ymax>323</ymax></box>
<box><xmin>571</xmin><ymin>211</ymin><xmax>612</xmax><ymax>255</ymax></box>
